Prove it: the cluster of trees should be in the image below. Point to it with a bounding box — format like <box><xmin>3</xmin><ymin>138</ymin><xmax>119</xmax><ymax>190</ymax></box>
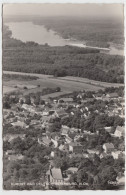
<box><xmin>104</xmin><ymin>86</ymin><xmax>124</xmax><ymax>97</ymax></box>
<box><xmin>61</xmin><ymin>112</ymin><xmax>124</xmax><ymax>133</ymax></box>
<box><xmin>3</xmin><ymin>95</ymin><xmax>19</xmax><ymax>109</ymax></box>
<box><xmin>53</xmin><ymin>149</ymin><xmax>124</xmax><ymax>190</ymax></box>
<box><xmin>86</xmin><ymin>41</ymin><xmax>110</xmax><ymax>48</ymax></box>
<box><xmin>22</xmin><ymin>87</ymin><xmax>61</xmax><ymax>105</ymax></box>
<box><xmin>3</xmin><ymin>25</ymin><xmax>124</xmax><ymax>83</ymax></box>
<box><xmin>3</xmin><ymin>136</ymin><xmax>51</xmax><ymax>189</ymax></box>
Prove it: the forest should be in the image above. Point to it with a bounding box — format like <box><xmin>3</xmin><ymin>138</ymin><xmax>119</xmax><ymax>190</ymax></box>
<box><xmin>2</xmin><ymin>25</ymin><xmax>124</xmax><ymax>83</ymax></box>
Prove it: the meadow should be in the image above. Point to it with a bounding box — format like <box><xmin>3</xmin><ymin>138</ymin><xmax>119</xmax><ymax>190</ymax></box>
<box><xmin>3</xmin><ymin>71</ymin><xmax>124</xmax><ymax>98</ymax></box>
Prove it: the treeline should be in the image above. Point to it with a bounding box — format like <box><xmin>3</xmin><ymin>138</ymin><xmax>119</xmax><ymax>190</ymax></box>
<box><xmin>3</xmin><ymin>25</ymin><xmax>124</xmax><ymax>83</ymax></box>
<box><xmin>61</xmin><ymin>113</ymin><xmax>124</xmax><ymax>132</ymax></box>
<box><xmin>86</xmin><ymin>41</ymin><xmax>110</xmax><ymax>48</ymax></box>
<box><xmin>3</xmin><ymin>74</ymin><xmax>39</xmax><ymax>81</ymax></box>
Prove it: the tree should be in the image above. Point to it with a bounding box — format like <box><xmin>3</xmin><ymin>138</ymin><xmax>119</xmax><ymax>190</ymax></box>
<box><xmin>53</xmin><ymin>156</ymin><xmax>68</xmax><ymax>171</ymax></box>
<box><xmin>97</xmin><ymin>166</ymin><xmax>117</xmax><ymax>190</ymax></box>
<box><xmin>25</xmin><ymin>95</ymin><xmax>31</xmax><ymax>105</ymax></box>
<box><xmin>19</xmin><ymin>169</ymin><xmax>28</xmax><ymax>179</ymax></box>
<box><xmin>3</xmin><ymin>141</ymin><xmax>10</xmax><ymax>151</ymax></box>
<box><xmin>48</xmin><ymin>121</ymin><xmax>61</xmax><ymax>132</ymax></box>
<box><xmin>40</xmin><ymin>100</ymin><xmax>45</xmax><ymax>105</ymax></box>
<box><xmin>11</xmin><ymin>137</ymin><xmax>26</xmax><ymax>152</ymax></box>
<box><xmin>69</xmin><ymin>173</ymin><xmax>77</xmax><ymax>183</ymax></box>
<box><xmin>7</xmin><ymin>161</ymin><xmax>21</xmax><ymax>174</ymax></box>
<box><xmin>77</xmin><ymin>169</ymin><xmax>88</xmax><ymax>183</ymax></box>
<box><xmin>20</xmin><ymin>99</ymin><xmax>24</xmax><ymax>105</ymax></box>
<box><xmin>34</xmin><ymin>96</ymin><xmax>40</xmax><ymax>105</ymax></box>
<box><xmin>3</xmin><ymin>101</ymin><xmax>11</xmax><ymax>109</ymax></box>
<box><xmin>56</xmin><ymin>87</ymin><xmax>61</xmax><ymax>92</ymax></box>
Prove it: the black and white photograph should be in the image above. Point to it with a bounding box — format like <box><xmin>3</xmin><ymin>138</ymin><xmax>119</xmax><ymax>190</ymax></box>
<box><xmin>1</xmin><ymin>2</ymin><xmax>125</xmax><ymax>191</ymax></box>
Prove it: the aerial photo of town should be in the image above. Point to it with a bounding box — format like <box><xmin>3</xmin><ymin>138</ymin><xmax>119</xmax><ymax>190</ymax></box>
<box><xmin>2</xmin><ymin>3</ymin><xmax>125</xmax><ymax>190</ymax></box>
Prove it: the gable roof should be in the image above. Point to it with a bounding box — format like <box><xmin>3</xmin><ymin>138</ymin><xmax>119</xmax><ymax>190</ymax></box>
<box><xmin>59</xmin><ymin>98</ymin><xmax>73</xmax><ymax>102</ymax></box>
<box><xmin>11</xmin><ymin>121</ymin><xmax>26</xmax><ymax>127</ymax></box>
<box><xmin>56</xmin><ymin>109</ymin><xmax>67</xmax><ymax>116</ymax></box>
<box><xmin>103</xmin><ymin>143</ymin><xmax>114</xmax><ymax>149</ymax></box>
<box><xmin>68</xmin><ymin>133</ymin><xmax>77</xmax><ymax>139</ymax></box>
<box><xmin>107</xmin><ymin>93</ymin><xmax>118</xmax><ymax>98</ymax></box>
<box><xmin>42</xmin><ymin>137</ymin><xmax>51</xmax><ymax>145</ymax></box>
<box><xmin>116</xmin><ymin>126</ymin><xmax>125</xmax><ymax>133</ymax></box>
<box><xmin>69</xmin><ymin>142</ymin><xmax>82</xmax><ymax>147</ymax></box>
<box><xmin>51</xmin><ymin>168</ymin><xmax>63</xmax><ymax>180</ymax></box>
<box><xmin>67</xmin><ymin>167</ymin><xmax>78</xmax><ymax>172</ymax></box>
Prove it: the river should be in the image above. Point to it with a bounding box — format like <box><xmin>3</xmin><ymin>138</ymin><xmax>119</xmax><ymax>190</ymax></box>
<box><xmin>5</xmin><ymin>22</ymin><xmax>124</xmax><ymax>56</ymax></box>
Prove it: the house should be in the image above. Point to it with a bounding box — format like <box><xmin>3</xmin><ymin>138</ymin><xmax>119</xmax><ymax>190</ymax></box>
<box><xmin>74</xmin><ymin>134</ymin><xmax>82</xmax><ymax>142</ymax></box>
<box><xmin>19</xmin><ymin>97</ymin><xmax>26</xmax><ymax>104</ymax></box>
<box><xmin>50</xmin><ymin>151</ymin><xmax>55</xmax><ymax>158</ymax></box>
<box><xmin>30</xmin><ymin>96</ymin><xmax>37</xmax><ymax>104</ymax></box>
<box><xmin>55</xmin><ymin>109</ymin><xmax>68</xmax><ymax>118</ymax></box>
<box><xmin>59</xmin><ymin>144</ymin><xmax>65</xmax><ymax>151</ymax></box>
<box><xmin>22</xmin><ymin>104</ymin><xmax>36</xmax><ymax>113</ymax></box>
<box><xmin>111</xmin><ymin>150</ymin><xmax>125</xmax><ymax>159</ymax></box>
<box><xmin>103</xmin><ymin>143</ymin><xmax>114</xmax><ymax>153</ymax></box>
<box><xmin>38</xmin><ymin>137</ymin><xmax>52</xmax><ymax>147</ymax></box>
<box><xmin>104</xmin><ymin>126</ymin><xmax>114</xmax><ymax>134</ymax></box>
<box><xmin>58</xmin><ymin>98</ymin><xmax>73</xmax><ymax>104</ymax></box>
<box><xmin>3</xmin><ymin>134</ymin><xmax>26</xmax><ymax>142</ymax></box>
<box><xmin>51</xmin><ymin>134</ymin><xmax>61</xmax><ymax>148</ymax></box>
<box><xmin>93</xmin><ymin>93</ymin><xmax>103</xmax><ymax>100</ymax></box>
<box><xmin>69</xmin><ymin>127</ymin><xmax>81</xmax><ymax>133</ymax></box>
<box><xmin>87</xmin><ymin>149</ymin><xmax>99</xmax><ymax>155</ymax></box>
<box><xmin>59</xmin><ymin>144</ymin><xmax>69</xmax><ymax>152</ymax></box>
<box><xmin>106</xmin><ymin>93</ymin><xmax>118</xmax><ymax>99</ymax></box>
<box><xmin>46</xmin><ymin>167</ymin><xmax>64</xmax><ymax>184</ymax></box>
<box><xmin>61</xmin><ymin>125</ymin><xmax>70</xmax><ymax>136</ymax></box>
<box><xmin>69</xmin><ymin>142</ymin><xmax>83</xmax><ymax>153</ymax></box>
<box><xmin>42</xmin><ymin>111</ymin><xmax>49</xmax><ymax>116</ymax></box>
<box><xmin>114</xmin><ymin>126</ymin><xmax>125</xmax><ymax>138</ymax></box>
<box><xmin>118</xmin><ymin>142</ymin><xmax>125</xmax><ymax>151</ymax></box>
<box><xmin>99</xmin><ymin>152</ymin><xmax>108</xmax><ymax>159</ymax></box>
<box><xmin>67</xmin><ymin>167</ymin><xmax>78</xmax><ymax>174</ymax></box>
<box><xmin>41</xmin><ymin>116</ymin><xmax>51</xmax><ymax>123</ymax></box>
<box><xmin>8</xmin><ymin>154</ymin><xmax>24</xmax><ymax>161</ymax></box>
<box><xmin>116</xmin><ymin>173</ymin><xmax>125</xmax><ymax>187</ymax></box>
<box><xmin>65</xmin><ymin>135</ymin><xmax>74</xmax><ymax>143</ymax></box>
<box><xmin>108</xmin><ymin>111</ymin><xmax>115</xmax><ymax>117</ymax></box>
<box><xmin>11</xmin><ymin>121</ymin><xmax>27</xmax><ymax>128</ymax></box>
<box><xmin>5</xmin><ymin>150</ymin><xmax>16</xmax><ymax>155</ymax></box>
<box><xmin>69</xmin><ymin>153</ymin><xmax>84</xmax><ymax>158</ymax></box>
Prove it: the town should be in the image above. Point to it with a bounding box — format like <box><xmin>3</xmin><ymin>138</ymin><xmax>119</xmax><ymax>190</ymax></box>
<box><xmin>3</xmin><ymin>85</ymin><xmax>125</xmax><ymax>190</ymax></box>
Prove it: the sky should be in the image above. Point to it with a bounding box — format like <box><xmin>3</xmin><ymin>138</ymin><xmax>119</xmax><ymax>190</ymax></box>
<box><xmin>3</xmin><ymin>4</ymin><xmax>124</xmax><ymax>19</ymax></box>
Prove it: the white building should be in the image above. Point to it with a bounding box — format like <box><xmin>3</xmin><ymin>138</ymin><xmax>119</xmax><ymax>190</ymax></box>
<box><xmin>114</xmin><ymin>126</ymin><xmax>125</xmax><ymax>138</ymax></box>
<box><xmin>103</xmin><ymin>143</ymin><xmax>114</xmax><ymax>153</ymax></box>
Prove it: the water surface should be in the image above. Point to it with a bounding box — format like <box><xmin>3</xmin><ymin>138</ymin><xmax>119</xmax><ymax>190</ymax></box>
<box><xmin>6</xmin><ymin>22</ymin><xmax>124</xmax><ymax>56</ymax></box>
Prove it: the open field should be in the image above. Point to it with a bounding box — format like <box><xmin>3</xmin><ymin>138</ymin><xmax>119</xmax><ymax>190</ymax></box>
<box><xmin>57</xmin><ymin>76</ymin><xmax>124</xmax><ymax>88</ymax></box>
<box><xmin>3</xmin><ymin>71</ymin><xmax>124</xmax><ymax>97</ymax></box>
<box><xmin>3</xmin><ymin>86</ymin><xmax>18</xmax><ymax>94</ymax></box>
